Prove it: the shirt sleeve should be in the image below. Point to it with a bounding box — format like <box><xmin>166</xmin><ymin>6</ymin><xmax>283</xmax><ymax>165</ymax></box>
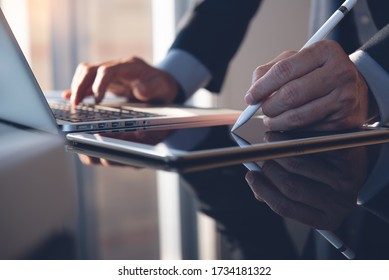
<box><xmin>350</xmin><ymin>50</ymin><xmax>389</xmax><ymax>126</ymax></box>
<box><xmin>169</xmin><ymin>0</ymin><xmax>262</xmax><ymax>93</ymax></box>
<box><xmin>156</xmin><ymin>49</ymin><xmax>211</xmax><ymax>100</ymax></box>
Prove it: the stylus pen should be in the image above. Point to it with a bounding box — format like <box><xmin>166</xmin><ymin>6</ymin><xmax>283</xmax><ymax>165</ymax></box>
<box><xmin>231</xmin><ymin>132</ymin><xmax>356</xmax><ymax>259</ymax></box>
<box><xmin>231</xmin><ymin>0</ymin><xmax>358</xmax><ymax>132</ymax></box>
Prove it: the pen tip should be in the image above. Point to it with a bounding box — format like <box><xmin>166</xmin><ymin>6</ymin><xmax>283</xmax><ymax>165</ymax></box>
<box><xmin>231</xmin><ymin>123</ymin><xmax>239</xmax><ymax>132</ymax></box>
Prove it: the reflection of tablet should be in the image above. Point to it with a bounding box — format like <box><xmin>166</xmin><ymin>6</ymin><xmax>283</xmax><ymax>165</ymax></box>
<box><xmin>66</xmin><ymin>117</ymin><xmax>389</xmax><ymax>172</ymax></box>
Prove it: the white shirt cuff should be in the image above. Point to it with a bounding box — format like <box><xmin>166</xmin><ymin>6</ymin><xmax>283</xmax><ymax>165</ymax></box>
<box><xmin>350</xmin><ymin>50</ymin><xmax>389</xmax><ymax>126</ymax></box>
<box><xmin>156</xmin><ymin>49</ymin><xmax>212</xmax><ymax>100</ymax></box>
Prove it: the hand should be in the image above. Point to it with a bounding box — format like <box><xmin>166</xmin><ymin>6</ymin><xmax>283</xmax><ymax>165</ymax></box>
<box><xmin>245</xmin><ymin>40</ymin><xmax>373</xmax><ymax>131</ymax></box>
<box><xmin>245</xmin><ymin>147</ymin><xmax>368</xmax><ymax>230</ymax></box>
<box><xmin>63</xmin><ymin>57</ymin><xmax>179</xmax><ymax>105</ymax></box>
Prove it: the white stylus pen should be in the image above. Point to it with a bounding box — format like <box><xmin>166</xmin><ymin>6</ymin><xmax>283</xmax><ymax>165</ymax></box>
<box><xmin>231</xmin><ymin>0</ymin><xmax>358</xmax><ymax>132</ymax></box>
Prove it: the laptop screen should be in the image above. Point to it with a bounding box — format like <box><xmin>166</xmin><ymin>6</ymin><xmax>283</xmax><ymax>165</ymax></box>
<box><xmin>0</xmin><ymin>9</ymin><xmax>58</xmax><ymax>133</ymax></box>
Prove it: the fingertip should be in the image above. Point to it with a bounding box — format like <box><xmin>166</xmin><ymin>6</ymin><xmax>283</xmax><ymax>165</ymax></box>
<box><xmin>92</xmin><ymin>85</ymin><xmax>103</xmax><ymax>104</ymax></box>
<box><xmin>244</xmin><ymin>92</ymin><xmax>255</xmax><ymax>104</ymax></box>
<box><xmin>70</xmin><ymin>92</ymin><xmax>81</xmax><ymax>106</ymax></box>
<box><xmin>94</xmin><ymin>94</ymin><xmax>102</xmax><ymax>104</ymax></box>
<box><xmin>62</xmin><ymin>90</ymin><xmax>72</xmax><ymax>99</ymax></box>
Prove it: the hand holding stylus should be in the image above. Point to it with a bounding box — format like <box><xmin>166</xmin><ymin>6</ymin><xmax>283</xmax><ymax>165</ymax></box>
<box><xmin>231</xmin><ymin>0</ymin><xmax>374</xmax><ymax>132</ymax></box>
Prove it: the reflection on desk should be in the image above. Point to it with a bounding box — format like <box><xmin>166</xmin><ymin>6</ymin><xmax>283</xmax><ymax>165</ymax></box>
<box><xmin>0</xmin><ymin>123</ymin><xmax>77</xmax><ymax>259</ymax></box>
<box><xmin>4</xmin><ymin>120</ymin><xmax>389</xmax><ymax>260</ymax></box>
<box><xmin>71</xmin><ymin>120</ymin><xmax>389</xmax><ymax>259</ymax></box>
<box><xmin>182</xmin><ymin>143</ymin><xmax>389</xmax><ymax>259</ymax></box>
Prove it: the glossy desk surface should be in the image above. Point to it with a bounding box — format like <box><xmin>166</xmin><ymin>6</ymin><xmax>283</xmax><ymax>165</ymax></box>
<box><xmin>2</xmin><ymin>121</ymin><xmax>389</xmax><ymax>260</ymax></box>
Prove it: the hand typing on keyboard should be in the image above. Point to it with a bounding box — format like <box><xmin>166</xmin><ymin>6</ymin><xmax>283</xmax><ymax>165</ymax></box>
<box><xmin>63</xmin><ymin>57</ymin><xmax>180</xmax><ymax>106</ymax></box>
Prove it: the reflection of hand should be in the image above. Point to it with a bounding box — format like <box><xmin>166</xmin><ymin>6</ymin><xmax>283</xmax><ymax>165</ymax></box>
<box><xmin>245</xmin><ymin>147</ymin><xmax>368</xmax><ymax>230</ymax></box>
<box><xmin>77</xmin><ymin>154</ymin><xmax>128</xmax><ymax>168</ymax></box>
<box><xmin>63</xmin><ymin>57</ymin><xmax>179</xmax><ymax>105</ymax></box>
<box><xmin>76</xmin><ymin>129</ymin><xmax>171</xmax><ymax>167</ymax></box>
<box><xmin>245</xmin><ymin>40</ymin><xmax>375</xmax><ymax>131</ymax></box>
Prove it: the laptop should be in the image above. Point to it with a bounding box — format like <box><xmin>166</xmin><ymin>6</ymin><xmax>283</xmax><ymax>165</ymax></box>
<box><xmin>0</xmin><ymin>8</ymin><xmax>240</xmax><ymax>133</ymax></box>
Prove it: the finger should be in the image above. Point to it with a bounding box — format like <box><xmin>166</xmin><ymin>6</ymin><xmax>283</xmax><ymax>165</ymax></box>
<box><xmin>92</xmin><ymin>58</ymin><xmax>148</xmax><ymax>103</ymax></box>
<box><xmin>261</xmin><ymin>65</ymin><xmax>336</xmax><ymax>118</ymax></box>
<box><xmin>263</xmin><ymin>88</ymin><xmax>341</xmax><ymax>131</ymax></box>
<box><xmin>246</xmin><ymin>169</ymin><xmax>327</xmax><ymax>228</ymax></box>
<box><xmin>262</xmin><ymin>160</ymin><xmax>355</xmax><ymax>227</ymax></box>
<box><xmin>262</xmin><ymin>160</ymin><xmax>327</xmax><ymax>206</ymax></box>
<box><xmin>99</xmin><ymin>158</ymin><xmax>126</xmax><ymax>167</ymax></box>
<box><xmin>77</xmin><ymin>154</ymin><xmax>102</xmax><ymax>165</ymax></box>
<box><xmin>245</xmin><ymin>45</ymin><xmax>328</xmax><ymax>105</ymax></box>
<box><xmin>251</xmin><ymin>51</ymin><xmax>296</xmax><ymax>84</ymax></box>
<box><xmin>70</xmin><ymin>63</ymin><xmax>98</xmax><ymax>105</ymax></box>
<box><xmin>272</xmin><ymin>156</ymin><xmax>340</xmax><ymax>190</ymax></box>
<box><xmin>62</xmin><ymin>90</ymin><xmax>71</xmax><ymax>100</ymax></box>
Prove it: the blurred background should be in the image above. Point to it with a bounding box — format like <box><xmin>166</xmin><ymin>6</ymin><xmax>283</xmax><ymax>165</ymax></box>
<box><xmin>1</xmin><ymin>0</ymin><xmax>310</xmax><ymax>109</ymax></box>
<box><xmin>0</xmin><ymin>0</ymin><xmax>311</xmax><ymax>259</ymax></box>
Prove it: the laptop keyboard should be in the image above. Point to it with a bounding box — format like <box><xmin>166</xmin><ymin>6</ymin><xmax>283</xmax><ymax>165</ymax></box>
<box><xmin>50</xmin><ymin>102</ymin><xmax>161</xmax><ymax>123</ymax></box>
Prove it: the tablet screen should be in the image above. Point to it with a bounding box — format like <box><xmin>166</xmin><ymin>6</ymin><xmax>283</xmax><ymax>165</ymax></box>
<box><xmin>68</xmin><ymin>115</ymin><xmax>389</xmax><ymax>163</ymax></box>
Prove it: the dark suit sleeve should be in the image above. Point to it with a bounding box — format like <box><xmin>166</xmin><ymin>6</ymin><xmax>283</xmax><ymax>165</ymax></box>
<box><xmin>171</xmin><ymin>0</ymin><xmax>262</xmax><ymax>93</ymax></box>
<box><xmin>362</xmin><ymin>185</ymin><xmax>389</xmax><ymax>224</ymax></box>
<box><xmin>361</xmin><ymin>24</ymin><xmax>389</xmax><ymax>74</ymax></box>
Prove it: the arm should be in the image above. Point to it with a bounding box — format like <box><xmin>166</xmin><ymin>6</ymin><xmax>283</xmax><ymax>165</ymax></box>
<box><xmin>158</xmin><ymin>0</ymin><xmax>262</xmax><ymax>98</ymax></box>
<box><xmin>67</xmin><ymin>0</ymin><xmax>262</xmax><ymax>104</ymax></box>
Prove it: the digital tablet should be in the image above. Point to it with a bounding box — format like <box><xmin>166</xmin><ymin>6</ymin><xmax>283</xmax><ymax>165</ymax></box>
<box><xmin>66</xmin><ymin>117</ymin><xmax>389</xmax><ymax>172</ymax></box>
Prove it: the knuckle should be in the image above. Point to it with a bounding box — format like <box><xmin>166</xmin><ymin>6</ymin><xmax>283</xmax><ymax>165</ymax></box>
<box><xmin>286</xmin><ymin>110</ymin><xmax>304</xmax><ymax>128</ymax></box>
<box><xmin>337</xmin><ymin>64</ymin><xmax>357</xmax><ymax>83</ymax></box>
<box><xmin>75</xmin><ymin>62</ymin><xmax>89</xmax><ymax>74</ymax></box>
<box><xmin>252</xmin><ymin>65</ymin><xmax>268</xmax><ymax>82</ymax></box>
<box><xmin>280</xmin><ymin>50</ymin><xmax>295</xmax><ymax>57</ymax></box>
<box><xmin>272</xmin><ymin>60</ymin><xmax>294</xmax><ymax>81</ymax></box>
<box><xmin>125</xmin><ymin>56</ymin><xmax>146</xmax><ymax>67</ymax></box>
<box><xmin>261</xmin><ymin>101</ymin><xmax>272</xmax><ymax>117</ymax></box>
<box><xmin>280</xmin><ymin>84</ymin><xmax>299</xmax><ymax>107</ymax></box>
<box><xmin>279</xmin><ymin>176</ymin><xmax>301</xmax><ymax>200</ymax></box>
<box><xmin>131</xmin><ymin>56</ymin><xmax>144</xmax><ymax>63</ymax></box>
<box><xmin>321</xmin><ymin>40</ymin><xmax>341</xmax><ymax>55</ymax></box>
<box><xmin>271</xmin><ymin>199</ymin><xmax>290</xmax><ymax>217</ymax></box>
<box><xmin>284</xmin><ymin>158</ymin><xmax>303</xmax><ymax>173</ymax></box>
<box><xmin>96</xmin><ymin>65</ymin><xmax>110</xmax><ymax>76</ymax></box>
